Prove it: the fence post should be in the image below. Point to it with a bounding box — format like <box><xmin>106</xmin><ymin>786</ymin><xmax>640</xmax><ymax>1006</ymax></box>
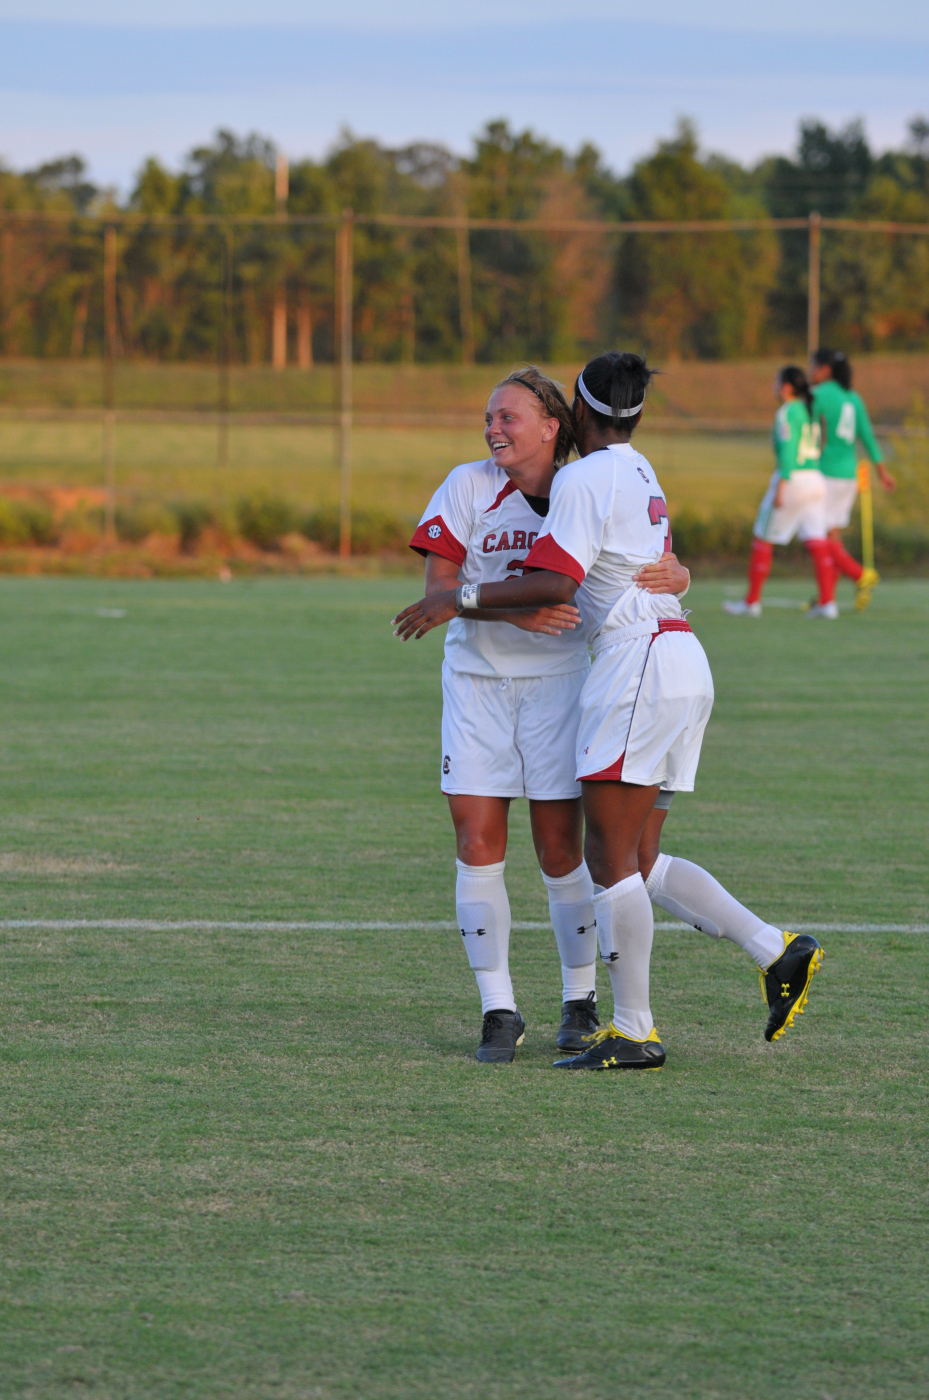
<box><xmin>337</xmin><ymin>209</ymin><xmax>353</xmax><ymax>560</ymax></box>
<box><xmin>807</xmin><ymin>211</ymin><xmax>821</xmax><ymax>359</ymax></box>
<box><xmin>0</xmin><ymin>225</ymin><xmax>12</xmax><ymax>354</ymax></box>
<box><xmin>218</xmin><ymin>224</ymin><xmax>233</xmax><ymax>467</ymax></box>
<box><xmin>102</xmin><ymin>223</ymin><xmax>117</xmax><ymax>542</ymax></box>
<box><xmin>273</xmin><ymin>153</ymin><xmax>289</xmax><ymax>370</ymax></box>
<box><xmin>455</xmin><ymin>214</ymin><xmax>474</xmax><ymax>366</ymax></box>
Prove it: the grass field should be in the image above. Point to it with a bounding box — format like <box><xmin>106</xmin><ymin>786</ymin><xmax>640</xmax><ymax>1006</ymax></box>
<box><xmin>1</xmin><ymin>575</ymin><xmax>928</xmax><ymax>1398</ymax></box>
<box><xmin>1</xmin><ymin>355</ymin><xmax>926</xmax><ymax>421</ymax></box>
<box><xmin>0</xmin><ymin>416</ymin><xmax>822</xmax><ymax>522</ymax></box>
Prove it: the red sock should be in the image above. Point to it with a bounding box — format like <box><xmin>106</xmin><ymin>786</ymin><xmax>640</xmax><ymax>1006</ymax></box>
<box><xmin>805</xmin><ymin>538</ymin><xmax>836</xmax><ymax>604</ymax></box>
<box><xmin>828</xmin><ymin>535</ymin><xmax>863</xmax><ymax>582</ymax></box>
<box><xmin>746</xmin><ymin>539</ymin><xmax>773</xmax><ymax>604</ymax></box>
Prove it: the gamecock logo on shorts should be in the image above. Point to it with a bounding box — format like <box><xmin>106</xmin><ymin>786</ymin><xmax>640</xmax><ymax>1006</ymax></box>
<box><xmin>443</xmin><ymin>754</ymin><xmax>450</xmax><ymax>774</ymax></box>
<box><xmin>428</xmin><ymin>523</ymin><xmax>442</xmax><ymax>539</ymax></box>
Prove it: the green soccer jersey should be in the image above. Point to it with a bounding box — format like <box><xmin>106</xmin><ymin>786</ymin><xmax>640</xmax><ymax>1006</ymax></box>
<box><xmin>773</xmin><ymin>398</ymin><xmax>821</xmax><ymax>480</ymax></box>
<box><xmin>812</xmin><ymin>379</ymin><xmax>883</xmax><ymax>480</ymax></box>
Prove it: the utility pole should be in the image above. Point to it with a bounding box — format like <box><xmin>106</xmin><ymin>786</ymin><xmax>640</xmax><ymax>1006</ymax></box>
<box><xmin>102</xmin><ymin>223</ymin><xmax>117</xmax><ymax>542</ymax></box>
<box><xmin>337</xmin><ymin>209</ymin><xmax>353</xmax><ymax>559</ymax></box>
<box><xmin>273</xmin><ymin>152</ymin><xmax>289</xmax><ymax>370</ymax></box>
<box><xmin>807</xmin><ymin>211</ymin><xmax>821</xmax><ymax>360</ymax></box>
<box><xmin>218</xmin><ymin>224</ymin><xmax>233</xmax><ymax>467</ymax></box>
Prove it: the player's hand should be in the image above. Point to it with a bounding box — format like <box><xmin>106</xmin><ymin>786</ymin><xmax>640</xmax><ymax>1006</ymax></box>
<box><xmin>633</xmin><ymin>552</ymin><xmax>690</xmax><ymax>595</ymax></box>
<box><xmin>878</xmin><ymin>467</ymin><xmax>896</xmax><ymax>493</ymax></box>
<box><xmin>507</xmin><ymin>604</ymin><xmax>582</xmax><ymax>635</ymax></box>
<box><xmin>392</xmin><ymin>591</ymin><xmax>458</xmax><ymax>641</ymax></box>
<box><xmin>774</xmin><ymin>480</ymin><xmax>786</xmax><ymax>509</ymax></box>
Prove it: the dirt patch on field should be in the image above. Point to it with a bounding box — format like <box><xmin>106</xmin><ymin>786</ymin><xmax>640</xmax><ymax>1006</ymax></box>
<box><xmin>0</xmin><ymin>853</ymin><xmax>135</xmax><ymax>876</ymax></box>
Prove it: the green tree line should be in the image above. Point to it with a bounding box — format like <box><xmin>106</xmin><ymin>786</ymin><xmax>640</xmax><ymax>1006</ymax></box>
<box><xmin>1</xmin><ymin>116</ymin><xmax>928</xmax><ymax>365</ymax></box>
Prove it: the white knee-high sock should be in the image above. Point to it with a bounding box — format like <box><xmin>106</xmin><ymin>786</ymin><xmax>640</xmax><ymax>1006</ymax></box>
<box><xmin>542</xmin><ymin>862</ymin><xmax>597</xmax><ymax>1003</ymax></box>
<box><xmin>645</xmin><ymin>853</ymin><xmax>784</xmax><ymax>969</ymax></box>
<box><xmin>455</xmin><ymin>859</ymin><xmax>515</xmax><ymax>1014</ymax></box>
<box><xmin>593</xmin><ymin>873</ymin><xmax>655</xmax><ymax>1041</ymax></box>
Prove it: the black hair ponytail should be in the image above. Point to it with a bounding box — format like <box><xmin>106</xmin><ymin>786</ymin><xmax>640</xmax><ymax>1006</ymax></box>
<box><xmin>812</xmin><ymin>346</ymin><xmax>852</xmax><ymax>391</ymax></box>
<box><xmin>830</xmin><ymin>351</ymin><xmax>852</xmax><ymax>390</ymax></box>
<box><xmin>778</xmin><ymin>364</ymin><xmax>814</xmax><ymax>418</ymax></box>
<box><xmin>575</xmin><ymin>351</ymin><xmax>656</xmax><ymax>432</ymax></box>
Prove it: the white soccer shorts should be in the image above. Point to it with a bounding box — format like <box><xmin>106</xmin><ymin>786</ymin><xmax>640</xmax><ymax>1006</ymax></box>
<box><xmin>576</xmin><ymin>628</ymin><xmax>714</xmax><ymax>792</ymax></box>
<box><xmin>440</xmin><ymin>662</ymin><xmax>587</xmax><ymax>800</ymax></box>
<box><xmin>822</xmin><ymin>477</ymin><xmax>859</xmax><ymax>531</ymax></box>
<box><xmin>753</xmin><ymin>468</ymin><xmax>827</xmax><ymax>545</ymax></box>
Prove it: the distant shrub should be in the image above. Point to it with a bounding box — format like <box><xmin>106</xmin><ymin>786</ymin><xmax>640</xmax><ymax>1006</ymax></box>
<box><xmin>116</xmin><ymin>500</ymin><xmax>176</xmax><ymax>543</ymax></box>
<box><xmin>670</xmin><ymin>509</ymin><xmax>753</xmax><ymax>560</ymax></box>
<box><xmin>872</xmin><ymin>520</ymin><xmax>929</xmax><ymax>567</ymax></box>
<box><xmin>887</xmin><ymin>395</ymin><xmax>929</xmax><ymax>527</ymax></box>
<box><xmin>170</xmin><ymin>500</ymin><xmax>217</xmax><ymax>553</ymax></box>
<box><xmin>236</xmin><ymin>493</ymin><xmax>299</xmax><ymax>550</ymax></box>
<box><xmin>669</xmin><ymin>507</ymin><xmax>929</xmax><ymax>570</ymax></box>
<box><xmin>0</xmin><ymin>497</ymin><xmax>57</xmax><ymax>546</ymax></box>
<box><xmin>301</xmin><ymin>506</ymin><xmax>409</xmax><ymax>555</ymax></box>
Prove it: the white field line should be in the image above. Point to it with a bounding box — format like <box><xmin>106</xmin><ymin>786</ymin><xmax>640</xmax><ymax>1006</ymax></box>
<box><xmin>0</xmin><ymin>919</ymin><xmax>926</xmax><ymax>934</ymax></box>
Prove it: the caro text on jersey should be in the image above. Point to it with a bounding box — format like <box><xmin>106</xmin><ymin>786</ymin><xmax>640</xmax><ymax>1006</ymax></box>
<box><xmin>409</xmin><ymin>459</ymin><xmax>591</xmax><ymax>679</ymax></box>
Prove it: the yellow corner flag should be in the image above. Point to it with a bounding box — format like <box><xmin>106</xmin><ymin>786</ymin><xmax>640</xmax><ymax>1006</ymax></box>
<box><xmin>857</xmin><ymin>461</ymin><xmax>874</xmax><ymax>572</ymax></box>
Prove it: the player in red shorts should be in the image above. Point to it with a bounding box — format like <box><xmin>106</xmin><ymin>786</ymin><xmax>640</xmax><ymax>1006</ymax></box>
<box><xmin>811</xmin><ymin>348</ymin><xmax>895</xmax><ymax>611</ymax></box>
<box><xmin>724</xmin><ymin>366</ymin><xmax>835</xmax><ymax>618</ymax></box>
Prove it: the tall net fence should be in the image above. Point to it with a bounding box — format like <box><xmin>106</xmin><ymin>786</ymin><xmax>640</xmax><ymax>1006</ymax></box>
<box><xmin>0</xmin><ymin>210</ymin><xmax>927</xmax><ymax>560</ymax></box>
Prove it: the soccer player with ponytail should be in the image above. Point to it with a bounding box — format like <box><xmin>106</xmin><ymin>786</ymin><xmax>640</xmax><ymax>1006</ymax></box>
<box><xmin>724</xmin><ymin>366</ymin><xmax>836</xmax><ymax>618</ymax></box>
<box><xmin>811</xmin><ymin>348</ymin><xmax>895</xmax><ymax>610</ymax></box>
<box><xmin>399</xmin><ymin>367</ymin><xmax>689</xmax><ymax>1064</ymax></box>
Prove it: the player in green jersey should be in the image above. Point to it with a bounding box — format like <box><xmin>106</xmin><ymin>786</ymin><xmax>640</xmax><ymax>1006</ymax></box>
<box><xmin>724</xmin><ymin>366</ymin><xmax>836</xmax><ymax>618</ymax></box>
<box><xmin>811</xmin><ymin>348</ymin><xmax>896</xmax><ymax>610</ymax></box>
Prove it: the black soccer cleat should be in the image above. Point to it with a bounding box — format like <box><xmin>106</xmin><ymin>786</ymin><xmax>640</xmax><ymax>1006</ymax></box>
<box><xmin>556</xmin><ymin>991</ymin><xmax>600</xmax><ymax>1053</ymax></box>
<box><xmin>475</xmin><ymin>1009</ymin><xmax>526</xmax><ymax>1064</ymax></box>
<box><xmin>760</xmin><ymin>932</ymin><xmax>824</xmax><ymax>1043</ymax></box>
<box><xmin>553</xmin><ymin>1024</ymin><xmax>665</xmax><ymax>1070</ymax></box>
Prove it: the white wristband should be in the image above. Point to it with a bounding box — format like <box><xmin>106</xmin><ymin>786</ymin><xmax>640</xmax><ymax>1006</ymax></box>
<box><xmin>457</xmin><ymin>583</ymin><xmax>481</xmax><ymax>610</ymax></box>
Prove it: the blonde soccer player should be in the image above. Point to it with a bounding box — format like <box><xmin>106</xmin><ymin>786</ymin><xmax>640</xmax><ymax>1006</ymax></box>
<box><xmin>396</xmin><ymin>352</ymin><xmax>824</xmax><ymax>1066</ymax></box>
<box><xmin>811</xmin><ymin>348</ymin><xmax>896</xmax><ymax>610</ymax></box>
<box><xmin>399</xmin><ymin>366</ymin><xmax>689</xmax><ymax>1064</ymax></box>
<box><xmin>724</xmin><ymin>366</ymin><xmax>836</xmax><ymax>618</ymax></box>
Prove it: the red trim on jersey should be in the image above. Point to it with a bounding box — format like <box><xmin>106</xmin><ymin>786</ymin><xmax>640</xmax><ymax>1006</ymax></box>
<box><xmin>581</xmin><ymin>751</ymin><xmax>625</xmax><ymax>782</ymax></box>
<box><xmin>409</xmin><ymin>515</ymin><xmax>467</xmax><ymax>564</ymax></box>
<box><xmin>521</xmin><ymin>533</ymin><xmax>586</xmax><ymax>583</ymax></box>
<box><xmin>487</xmin><ymin>479</ymin><xmax>518</xmax><ymax>512</ymax></box>
<box><xmin>656</xmin><ymin>619</ymin><xmax>693</xmax><ymax>635</ymax></box>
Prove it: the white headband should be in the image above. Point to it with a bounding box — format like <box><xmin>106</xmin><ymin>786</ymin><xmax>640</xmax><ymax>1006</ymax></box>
<box><xmin>577</xmin><ymin>369</ymin><xmax>645</xmax><ymax>419</ymax></box>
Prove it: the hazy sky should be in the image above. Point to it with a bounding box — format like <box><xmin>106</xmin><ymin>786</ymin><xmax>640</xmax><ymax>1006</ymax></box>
<box><xmin>0</xmin><ymin>0</ymin><xmax>926</xmax><ymax>189</ymax></box>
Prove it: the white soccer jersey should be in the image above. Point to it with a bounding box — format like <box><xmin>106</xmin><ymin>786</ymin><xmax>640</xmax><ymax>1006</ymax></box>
<box><xmin>410</xmin><ymin>458</ymin><xmax>590</xmax><ymax>678</ymax></box>
<box><xmin>522</xmin><ymin>443</ymin><xmax>686</xmax><ymax>639</ymax></box>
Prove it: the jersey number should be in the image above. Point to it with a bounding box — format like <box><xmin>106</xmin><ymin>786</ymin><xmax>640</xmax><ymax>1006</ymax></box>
<box><xmin>837</xmin><ymin>401</ymin><xmax>856</xmax><ymax>444</ymax></box>
<box><xmin>647</xmin><ymin>496</ymin><xmax>672</xmax><ymax>553</ymax></box>
<box><xmin>797</xmin><ymin>422</ymin><xmax>822</xmax><ymax>464</ymax></box>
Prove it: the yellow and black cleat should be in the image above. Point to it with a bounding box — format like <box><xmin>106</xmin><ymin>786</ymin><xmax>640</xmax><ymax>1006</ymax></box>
<box><xmin>760</xmin><ymin>933</ymin><xmax>824</xmax><ymax>1043</ymax></box>
<box><xmin>553</xmin><ymin>1023</ymin><xmax>665</xmax><ymax>1070</ymax></box>
<box><xmin>855</xmin><ymin>566</ymin><xmax>880</xmax><ymax>612</ymax></box>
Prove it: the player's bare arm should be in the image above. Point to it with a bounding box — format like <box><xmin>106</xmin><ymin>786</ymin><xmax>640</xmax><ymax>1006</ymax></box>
<box><xmin>395</xmin><ymin>551</ymin><xmax>689</xmax><ymax>640</ymax></box>
<box><xmin>393</xmin><ymin>568</ymin><xmax>577</xmax><ymax>642</ymax></box>
<box><xmin>394</xmin><ymin>555</ymin><xmax>581</xmax><ymax>641</ymax></box>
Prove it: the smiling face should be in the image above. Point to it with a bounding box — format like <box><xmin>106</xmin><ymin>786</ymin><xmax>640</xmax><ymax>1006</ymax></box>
<box><xmin>484</xmin><ymin>384</ymin><xmax>560</xmax><ymax>475</ymax></box>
